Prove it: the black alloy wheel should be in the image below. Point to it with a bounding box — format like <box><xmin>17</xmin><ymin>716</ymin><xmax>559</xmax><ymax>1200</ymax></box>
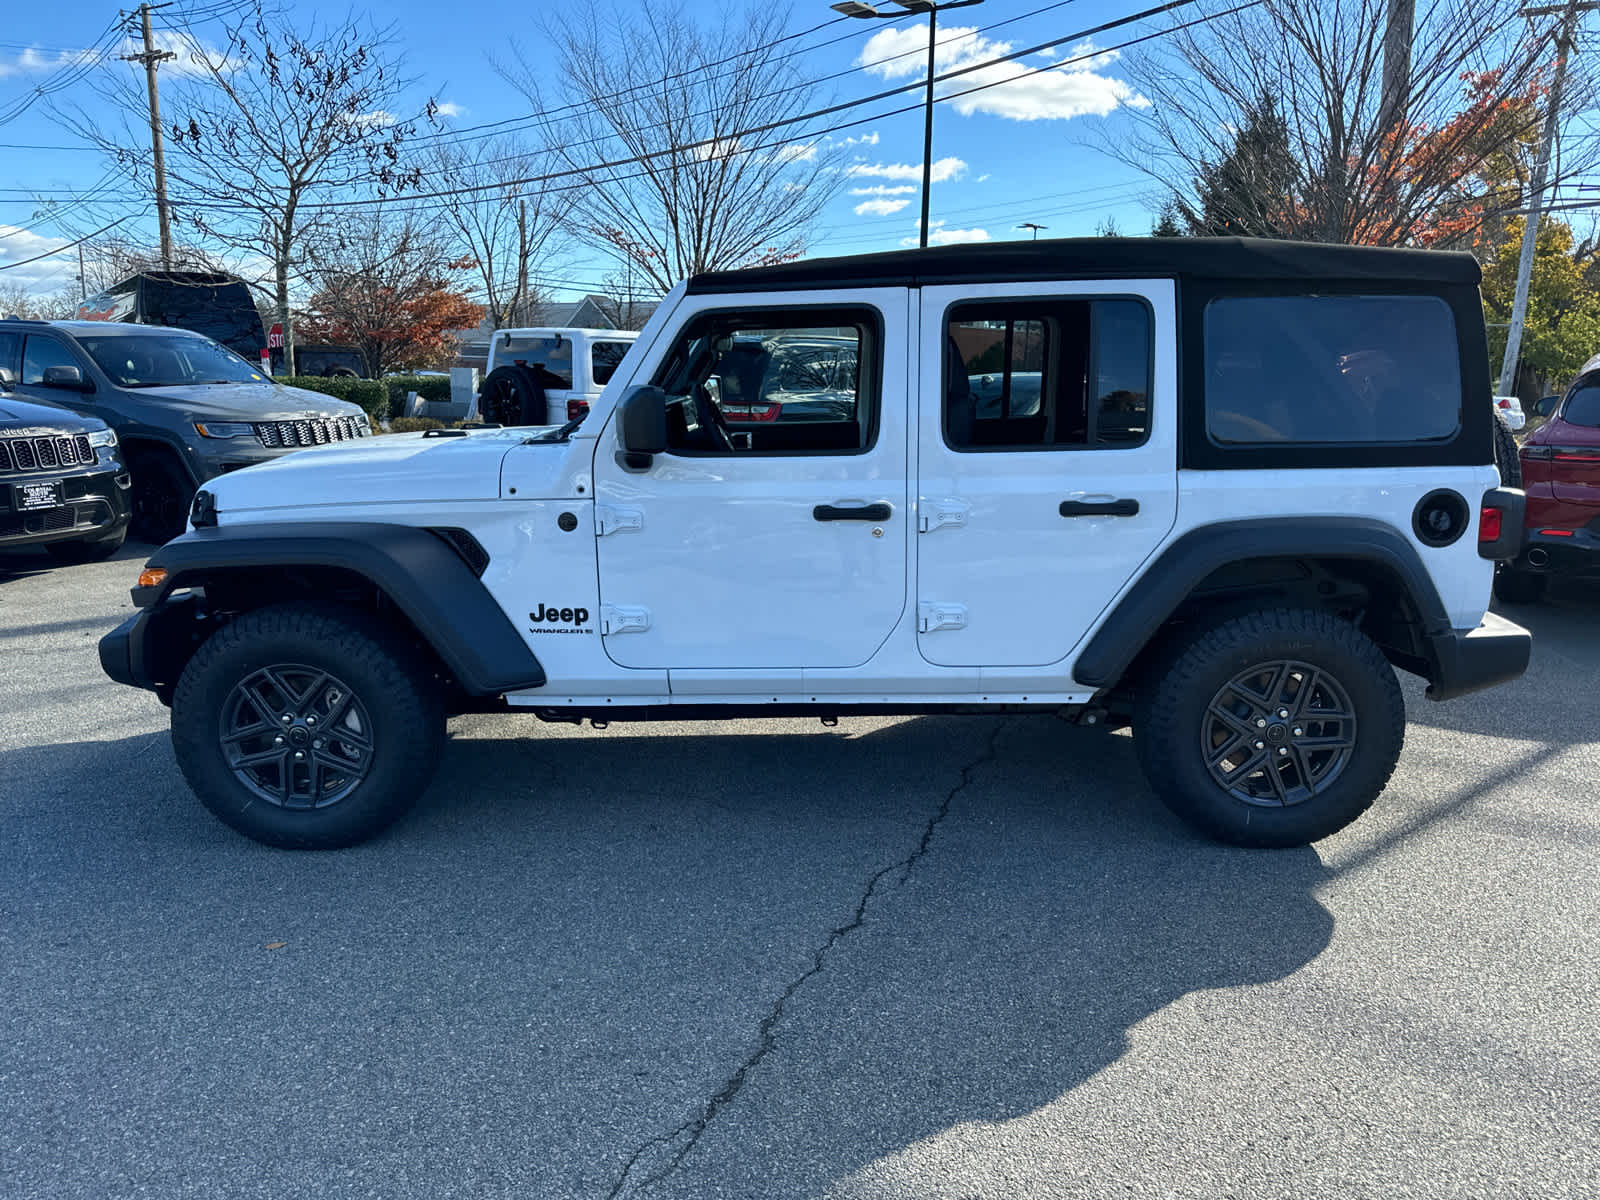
<box><xmin>1201</xmin><ymin>659</ymin><xmax>1357</xmax><ymax>807</ymax></box>
<box><xmin>219</xmin><ymin>664</ymin><xmax>375</xmax><ymax>809</ymax></box>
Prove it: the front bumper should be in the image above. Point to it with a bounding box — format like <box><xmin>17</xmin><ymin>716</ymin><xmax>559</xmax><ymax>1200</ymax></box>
<box><xmin>1425</xmin><ymin>612</ymin><xmax>1532</xmax><ymax>701</ymax></box>
<box><xmin>0</xmin><ymin>463</ymin><xmax>132</xmax><ymax>548</ymax></box>
<box><xmin>99</xmin><ymin>592</ymin><xmax>213</xmax><ymax>703</ymax></box>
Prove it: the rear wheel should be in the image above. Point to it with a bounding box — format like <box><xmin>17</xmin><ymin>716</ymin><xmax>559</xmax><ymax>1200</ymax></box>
<box><xmin>1134</xmin><ymin>608</ymin><xmax>1405</xmax><ymax>847</ymax></box>
<box><xmin>172</xmin><ymin>604</ymin><xmax>444</xmax><ymax>849</ymax></box>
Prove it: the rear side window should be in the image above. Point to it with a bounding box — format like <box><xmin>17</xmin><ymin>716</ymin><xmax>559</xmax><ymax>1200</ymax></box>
<box><xmin>1562</xmin><ymin>382</ymin><xmax>1600</xmax><ymax>427</ymax></box>
<box><xmin>1204</xmin><ymin>295</ymin><xmax>1461</xmax><ymax>445</ymax></box>
<box><xmin>0</xmin><ymin>331</ymin><xmax>19</xmax><ymax>376</ymax></box>
<box><xmin>591</xmin><ymin>340</ymin><xmax>632</xmax><ymax>386</ymax></box>
<box><xmin>944</xmin><ymin>298</ymin><xmax>1151</xmax><ymax>451</ymax></box>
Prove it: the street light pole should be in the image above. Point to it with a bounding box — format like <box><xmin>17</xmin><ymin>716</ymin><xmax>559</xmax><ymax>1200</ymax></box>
<box><xmin>832</xmin><ymin>0</ymin><xmax>984</xmax><ymax>248</ymax></box>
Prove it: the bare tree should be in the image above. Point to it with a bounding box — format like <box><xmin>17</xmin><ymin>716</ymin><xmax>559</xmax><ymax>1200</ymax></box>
<box><xmin>0</xmin><ymin>283</ymin><xmax>79</xmax><ymax>320</ymax></box>
<box><xmin>430</xmin><ymin>135</ymin><xmax>574</xmax><ymax>329</ymax></box>
<box><xmin>501</xmin><ymin>3</ymin><xmax>846</xmax><ymax>294</ymax></box>
<box><xmin>67</xmin><ymin>2</ymin><xmax>429</xmax><ymax>366</ymax></box>
<box><xmin>1108</xmin><ymin>0</ymin><xmax>1597</xmax><ymax>247</ymax></box>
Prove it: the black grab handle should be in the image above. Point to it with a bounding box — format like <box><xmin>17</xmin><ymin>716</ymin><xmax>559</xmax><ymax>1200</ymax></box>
<box><xmin>1059</xmin><ymin>498</ymin><xmax>1140</xmax><ymax>518</ymax></box>
<box><xmin>814</xmin><ymin>503</ymin><xmax>893</xmax><ymax>522</ymax></box>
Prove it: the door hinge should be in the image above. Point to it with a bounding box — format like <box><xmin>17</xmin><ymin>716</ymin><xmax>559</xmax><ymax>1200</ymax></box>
<box><xmin>917</xmin><ymin>602</ymin><xmax>968</xmax><ymax>633</ymax></box>
<box><xmin>918</xmin><ymin>499</ymin><xmax>969</xmax><ymax>533</ymax></box>
<box><xmin>601</xmin><ymin>605</ymin><xmax>651</xmax><ymax>635</ymax></box>
<box><xmin>595</xmin><ymin>506</ymin><xmax>643</xmax><ymax>536</ymax></box>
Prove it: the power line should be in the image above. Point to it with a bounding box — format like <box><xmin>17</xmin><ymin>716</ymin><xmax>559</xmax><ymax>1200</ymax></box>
<box><xmin>176</xmin><ymin>0</ymin><xmax>1244</xmax><ymax>216</ymax></box>
<box><xmin>0</xmin><ymin>215</ymin><xmax>134</xmax><ymax>272</ymax></box>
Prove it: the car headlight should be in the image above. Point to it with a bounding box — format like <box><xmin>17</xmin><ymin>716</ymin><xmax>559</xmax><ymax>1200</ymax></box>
<box><xmin>87</xmin><ymin>428</ymin><xmax>118</xmax><ymax>448</ymax></box>
<box><xmin>194</xmin><ymin>422</ymin><xmax>256</xmax><ymax>439</ymax></box>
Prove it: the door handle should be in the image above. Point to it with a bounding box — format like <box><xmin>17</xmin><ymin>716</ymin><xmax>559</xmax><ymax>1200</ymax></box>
<box><xmin>1059</xmin><ymin>498</ymin><xmax>1140</xmax><ymax>517</ymax></box>
<box><xmin>814</xmin><ymin>502</ymin><xmax>892</xmax><ymax>522</ymax></box>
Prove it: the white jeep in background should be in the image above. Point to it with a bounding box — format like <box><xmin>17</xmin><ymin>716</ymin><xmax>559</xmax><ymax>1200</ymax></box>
<box><xmin>473</xmin><ymin>326</ymin><xmax>639</xmax><ymax>426</ymax></box>
<box><xmin>101</xmin><ymin>237</ymin><xmax>1530</xmax><ymax>852</ymax></box>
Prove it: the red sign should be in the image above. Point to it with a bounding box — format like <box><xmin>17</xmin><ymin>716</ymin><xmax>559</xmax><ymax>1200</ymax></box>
<box><xmin>267</xmin><ymin>323</ymin><xmax>284</xmax><ymax>349</ymax></box>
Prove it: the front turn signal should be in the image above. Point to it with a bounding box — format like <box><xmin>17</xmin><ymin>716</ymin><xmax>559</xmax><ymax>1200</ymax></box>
<box><xmin>137</xmin><ymin>567</ymin><xmax>168</xmax><ymax>590</ymax></box>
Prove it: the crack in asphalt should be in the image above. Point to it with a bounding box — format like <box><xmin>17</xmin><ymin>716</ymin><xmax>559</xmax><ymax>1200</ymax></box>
<box><xmin>603</xmin><ymin>718</ymin><xmax>1010</xmax><ymax>1199</ymax></box>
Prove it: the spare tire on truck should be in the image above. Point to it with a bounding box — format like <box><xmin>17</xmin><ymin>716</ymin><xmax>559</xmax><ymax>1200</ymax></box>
<box><xmin>477</xmin><ymin>365</ymin><xmax>550</xmax><ymax>426</ymax></box>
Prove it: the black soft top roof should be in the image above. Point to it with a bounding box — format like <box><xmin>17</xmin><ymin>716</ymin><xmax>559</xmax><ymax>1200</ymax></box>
<box><xmin>686</xmin><ymin>236</ymin><xmax>1481</xmax><ymax>294</ymax></box>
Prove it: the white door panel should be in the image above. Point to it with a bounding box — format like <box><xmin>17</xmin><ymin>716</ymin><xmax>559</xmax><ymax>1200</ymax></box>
<box><xmin>593</xmin><ymin>288</ymin><xmax>910</xmax><ymax>671</ymax></box>
<box><xmin>915</xmin><ymin>279</ymin><xmax>1179</xmax><ymax>668</ymax></box>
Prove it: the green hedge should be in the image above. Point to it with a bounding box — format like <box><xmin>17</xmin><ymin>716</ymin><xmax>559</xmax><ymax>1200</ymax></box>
<box><xmin>384</xmin><ymin>374</ymin><xmax>453</xmax><ymax>407</ymax></box>
<box><xmin>280</xmin><ymin>375</ymin><xmax>389</xmax><ymax>422</ymax></box>
<box><xmin>386</xmin><ymin>416</ymin><xmax>445</xmax><ymax>434</ymax></box>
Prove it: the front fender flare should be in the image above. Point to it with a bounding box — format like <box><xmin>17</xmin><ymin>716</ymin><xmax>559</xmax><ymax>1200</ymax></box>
<box><xmin>129</xmin><ymin>521</ymin><xmax>544</xmax><ymax>695</ymax></box>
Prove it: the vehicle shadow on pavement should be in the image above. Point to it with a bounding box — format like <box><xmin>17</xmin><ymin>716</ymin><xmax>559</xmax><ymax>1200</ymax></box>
<box><xmin>0</xmin><ymin>715</ymin><xmax>1333</xmax><ymax>1199</ymax></box>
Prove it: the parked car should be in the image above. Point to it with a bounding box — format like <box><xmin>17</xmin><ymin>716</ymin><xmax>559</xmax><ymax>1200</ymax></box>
<box><xmin>100</xmin><ymin>237</ymin><xmax>1529</xmax><ymax>852</ymax></box>
<box><xmin>1493</xmin><ymin>394</ymin><xmax>1526</xmax><ymax>431</ymax></box>
<box><xmin>1493</xmin><ymin>367</ymin><xmax>1600</xmax><ymax>603</ymax></box>
<box><xmin>0</xmin><ymin>319</ymin><xmax>370</xmax><ymax>543</ymax></box>
<box><xmin>475</xmin><ymin>328</ymin><xmax>639</xmax><ymax>426</ymax></box>
<box><xmin>0</xmin><ymin>366</ymin><xmax>130</xmax><ymax>562</ymax></box>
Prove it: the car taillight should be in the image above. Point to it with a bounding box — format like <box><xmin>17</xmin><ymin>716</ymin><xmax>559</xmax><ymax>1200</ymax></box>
<box><xmin>1479</xmin><ymin>507</ymin><xmax>1502</xmax><ymax>543</ymax></box>
<box><xmin>1538</xmin><ymin>528</ymin><xmax>1576</xmax><ymax>537</ymax></box>
<box><xmin>1498</xmin><ymin>398</ymin><xmax>1511</xmax><ymax>408</ymax></box>
<box><xmin>566</xmin><ymin>399</ymin><xmax>589</xmax><ymax>422</ymax></box>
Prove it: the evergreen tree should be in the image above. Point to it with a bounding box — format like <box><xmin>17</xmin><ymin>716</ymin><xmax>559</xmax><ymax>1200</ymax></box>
<box><xmin>1189</xmin><ymin>94</ymin><xmax>1301</xmax><ymax>237</ymax></box>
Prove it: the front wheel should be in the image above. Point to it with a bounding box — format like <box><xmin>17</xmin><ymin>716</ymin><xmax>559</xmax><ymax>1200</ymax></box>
<box><xmin>1134</xmin><ymin>609</ymin><xmax>1405</xmax><ymax>848</ymax></box>
<box><xmin>172</xmin><ymin>605</ymin><xmax>445</xmax><ymax>849</ymax></box>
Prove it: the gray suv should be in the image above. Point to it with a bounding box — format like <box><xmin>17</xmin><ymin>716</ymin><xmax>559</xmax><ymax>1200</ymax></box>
<box><xmin>0</xmin><ymin>319</ymin><xmax>370</xmax><ymax>542</ymax></box>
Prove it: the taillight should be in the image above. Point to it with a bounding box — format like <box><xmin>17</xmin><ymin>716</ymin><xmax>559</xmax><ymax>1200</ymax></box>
<box><xmin>566</xmin><ymin>399</ymin><xmax>589</xmax><ymax>422</ymax></box>
<box><xmin>1498</xmin><ymin>398</ymin><xmax>1511</xmax><ymax>408</ymax></box>
<box><xmin>1538</xmin><ymin>528</ymin><xmax>1576</xmax><ymax>537</ymax></box>
<box><xmin>1479</xmin><ymin>507</ymin><xmax>1503</xmax><ymax>543</ymax></box>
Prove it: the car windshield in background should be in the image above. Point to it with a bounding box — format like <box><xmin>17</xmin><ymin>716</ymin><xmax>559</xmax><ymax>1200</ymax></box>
<box><xmin>78</xmin><ymin>332</ymin><xmax>265</xmax><ymax>387</ymax></box>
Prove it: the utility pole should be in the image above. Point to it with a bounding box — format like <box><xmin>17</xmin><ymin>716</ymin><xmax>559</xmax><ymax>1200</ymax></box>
<box><xmin>1498</xmin><ymin>1</ymin><xmax>1596</xmax><ymax>398</ymax></box>
<box><xmin>515</xmin><ymin>198</ymin><xmax>529</xmax><ymax>326</ymax></box>
<box><xmin>1380</xmin><ymin>0</ymin><xmax>1417</xmax><ymax>133</ymax></box>
<box><xmin>122</xmin><ymin>3</ymin><xmax>177</xmax><ymax>271</ymax></box>
<box><xmin>1018</xmin><ymin>222</ymin><xmax>1047</xmax><ymax>241</ymax></box>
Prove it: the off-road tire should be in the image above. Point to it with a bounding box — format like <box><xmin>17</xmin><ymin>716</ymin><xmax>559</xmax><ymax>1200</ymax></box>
<box><xmin>126</xmin><ymin>446</ymin><xmax>194</xmax><ymax>544</ymax></box>
<box><xmin>1493</xmin><ymin>565</ymin><xmax>1546</xmax><ymax>605</ymax></box>
<box><xmin>478</xmin><ymin>364</ymin><xmax>550</xmax><ymax>426</ymax></box>
<box><xmin>1134</xmin><ymin>608</ymin><xmax>1405</xmax><ymax>848</ymax></box>
<box><xmin>172</xmin><ymin>604</ymin><xmax>444</xmax><ymax>849</ymax></box>
<box><xmin>1493</xmin><ymin>411</ymin><xmax>1521</xmax><ymax>488</ymax></box>
<box><xmin>45</xmin><ymin>526</ymin><xmax>126</xmax><ymax>563</ymax></box>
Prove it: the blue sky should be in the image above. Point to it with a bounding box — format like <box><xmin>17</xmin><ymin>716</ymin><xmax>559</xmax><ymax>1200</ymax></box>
<box><xmin>0</xmin><ymin>0</ymin><xmax>1166</xmax><ymax>300</ymax></box>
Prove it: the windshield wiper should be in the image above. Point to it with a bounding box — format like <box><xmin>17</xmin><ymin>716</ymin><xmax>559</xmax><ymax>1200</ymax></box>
<box><xmin>524</xmin><ymin>417</ymin><xmax>586</xmax><ymax>444</ymax></box>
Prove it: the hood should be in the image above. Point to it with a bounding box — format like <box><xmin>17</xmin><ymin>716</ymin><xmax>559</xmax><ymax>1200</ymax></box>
<box><xmin>204</xmin><ymin>427</ymin><xmax>548</xmax><ymax>514</ymax></box>
<box><xmin>0</xmin><ymin>395</ymin><xmax>104</xmax><ymax>434</ymax></box>
<box><xmin>118</xmin><ymin>381</ymin><xmax>364</xmax><ymax>421</ymax></box>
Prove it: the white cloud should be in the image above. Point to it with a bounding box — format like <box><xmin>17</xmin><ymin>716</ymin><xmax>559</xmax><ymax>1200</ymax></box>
<box><xmin>900</xmin><ymin>220</ymin><xmax>990</xmax><ymax>247</ymax></box>
<box><xmin>434</xmin><ymin>101</ymin><xmax>466</xmax><ymax>119</ymax></box>
<box><xmin>858</xmin><ymin>25</ymin><xmax>1148</xmax><ymax>122</ymax></box>
<box><xmin>694</xmin><ymin>136</ymin><xmax>745</xmax><ymax>161</ymax></box>
<box><xmin>0</xmin><ymin>226</ymin><xmax>83</xmax><ymax>293</ymax></box>
<box><xmin>0</xmin><ymin>45</ymin><xmax>101</xmax><ymax>80</ymax></box>
<box><xmin>775</xmin><ymin>141</ymin><xmax>818</xmax><ymax>164</ymax></box>
<box><xmin>343</xmin><ymin>109</ymin><xmax>399</xmax><ymax>128</ymax></box>
<box><xmin>850</xmin><ymin>185</ymin><xmax>917</xmax><ymax>197</ymax></box>
<box><xmin>840</xmin><ymin>132</ymin><xmax>880</xmax><ymax>147</ymax></box>
<box><xmin>855</xmin><ymin>198</ymin><xmax>911</xmax><ymax>217</ymax></box>
<box><xmin>976</xmin><ymin>173</ymin><xmax>991</xmax><ymax>183</ymax></box>
<box><xmin>847</xmin><ymin>156</ymin><xmax>966</xmax><ymax>183</ymax></box>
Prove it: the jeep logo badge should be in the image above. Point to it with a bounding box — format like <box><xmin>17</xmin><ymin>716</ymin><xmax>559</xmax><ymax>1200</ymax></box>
<box><xmin>530</xmin><ymin>604</ymin><xmax>590</xmax><ymax>625</ymax></box>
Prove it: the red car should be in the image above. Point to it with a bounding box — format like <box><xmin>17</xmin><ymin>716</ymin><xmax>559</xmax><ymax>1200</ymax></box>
<box><xmin>1495</xmin><ymin>376</ymin><xmax>1600</xmax><ymax>603</ymax></box>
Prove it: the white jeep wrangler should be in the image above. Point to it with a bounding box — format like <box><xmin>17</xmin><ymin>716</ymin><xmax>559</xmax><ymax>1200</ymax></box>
<box><xmin>101</xmin><ymin>238</ymin><xmax>1530</xmax><ymax>850</ymax></box>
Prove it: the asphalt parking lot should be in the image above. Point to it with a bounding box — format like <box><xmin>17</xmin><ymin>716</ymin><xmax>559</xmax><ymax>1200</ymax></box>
<box><xmin>2</xmin><ymin>541</ymin><xmax>1597</xmax><ymax>1200</ymax></box>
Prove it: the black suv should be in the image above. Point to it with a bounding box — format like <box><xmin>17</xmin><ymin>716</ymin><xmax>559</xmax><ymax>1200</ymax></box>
<box><xmin>0</xmin><ymin>319</ymin><xmax>370</xmax><ymax>542</ymax></box>
<box><xmin>0</xmin><ymin>367</ymin><xmax>130</xmax><ymax>561</ymax></box>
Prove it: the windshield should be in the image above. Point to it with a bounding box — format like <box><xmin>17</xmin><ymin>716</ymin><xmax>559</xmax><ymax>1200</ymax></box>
<box><xmin>77</xmin><ymin>331</ymin><xmax>266</xmax><ymax>387</ymax></box>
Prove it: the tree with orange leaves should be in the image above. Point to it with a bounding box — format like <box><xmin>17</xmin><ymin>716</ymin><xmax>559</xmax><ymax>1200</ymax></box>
<box><xmin>299</xmin><ymin>211</ymin><xmax>485</xmax><ymax>378</ymax></box>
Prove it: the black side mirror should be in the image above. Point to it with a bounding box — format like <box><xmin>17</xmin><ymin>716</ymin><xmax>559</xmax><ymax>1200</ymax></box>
<box><xmin>616</xmin><ymin>385</ymin><xmax>667</xmax><ymax>471</ymax></box>
<box><xmin>1537</xmin><ymin>395</ymin><xmax>1561</xmax><ymax>418</ymax></box>
<box><xmin>42</xmin><ymin>364</ymin><xmax>93</xmax><ymax>392</ymax></box>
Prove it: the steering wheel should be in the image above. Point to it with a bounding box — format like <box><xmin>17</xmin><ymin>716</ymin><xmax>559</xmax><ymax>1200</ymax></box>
<box><xmin>692</xmin><ymin>383</ymin><xmax>735</xmax><ymax>452</ymax></box>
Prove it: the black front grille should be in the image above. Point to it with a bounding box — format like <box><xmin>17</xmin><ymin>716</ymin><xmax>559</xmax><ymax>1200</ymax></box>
<box><xmin>0</xmin><ymin>434</ymin><xmax>94</xmax><ymax>472</ymax></box>
<box><xmin>11</xmin><ymin>439</ymin><xmax>37</xmax><ymax>470</ymax></box>
<box><xmin>254</xmin><ymin>416</ymin><xmax>369</xmax><ymax>448</ymax></box>
<box><xmin>0</xmin><ymin>504</ymin><xmax>80</xmax><ymax>537</ymax></box>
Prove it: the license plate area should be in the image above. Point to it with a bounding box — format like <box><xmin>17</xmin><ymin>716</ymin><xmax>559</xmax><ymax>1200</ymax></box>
<box><xmin>14</xmin><ymin>480</ymin><xmax>64</xmax><ymax>511</ymax></box>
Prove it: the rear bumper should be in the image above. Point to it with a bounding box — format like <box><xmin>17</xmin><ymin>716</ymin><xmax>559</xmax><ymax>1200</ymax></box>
<box><xmin>1511</xmin><ymin>524</ymin><xmax>1600</xmax><ymax>578</ymax></box>
<box><xmin>1425</xmin><ymin>612</ymin><xmax>1532</xmax><ymax>701</ymax></box>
